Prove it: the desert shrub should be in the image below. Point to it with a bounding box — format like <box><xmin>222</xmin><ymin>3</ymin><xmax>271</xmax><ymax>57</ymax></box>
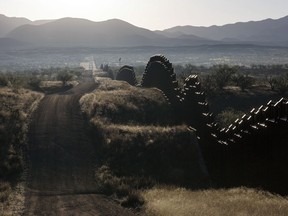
<box><xmin>0</xmin><ymin>72</ymin><xmax>45</xmax><ymax>92</ymax></box>
<box><xmin>0</xmin><ymin>145</ymin><xmax>23</xmax><ymax>178</ymax></box>
<box><xmin>28</xmin><ymin>77</ymin><xmax>42</xmax><ymax>91</ymax></box>
<box><xmin>212</xmin><ymin>65</ymin><xmax>236</xmax><ymax>90</ymax></box>
<box><xmin>95</xmin><ymin>164</ymin><xmax>152</xmax><ymax>210</ymax></box>
<box><xmin>274</xmin><ymin>74</ymin><xmax>288</xmax><ymax>95</ymax></box>
<box><xmin>0</xmin><ymin>73</ymin><xmax>8</xmax><ymax>87</ymax></box>
<box><xmin>216</xmin><ymin>108</ymin><xmax>244</xmax><ymax>128</ymax></box>
<box><xmin>266</xmin><ymin>75</ymin><xmax>278</xmax><ymax>91</ymax></box>
<box><xmin>200</xmin><ymin>74</ymin><xmax>217</xmax><ymax>94</ymax></box>
<box><xmin>95</xmin><ymin>165</ymin><xmax>155</xmax><ymax>197</ymax></box>
<box><xmin>1</xmin><ymin>73</ymin><xmax>26</xmax><ymax>92</ymax></box>
<box><xmin>0</xmin><ymin>87</ymin><xmax>44</xmax><ymax>180</ymax></box>
<box><xmin>265</xmin><ymin>73</ymin><xmax>288</xmax><ymax>94</ymax></box>
<box><xmin>121</xmin><ymin>192</ymin><xmax>144</xmax><ymax>209</ymax></box>
<box><xmin>56</xmin><ymin>71</ymin><xmax>73</xmax><ymax>86</ymax></box>
<box><xmin>195</xmin><ymin>65</ymin><xmax>237</xmax><ymax>94</ymax></box>
<box><xmin>0</xmin><ymin>87</ymin><xmax>43</xmax><ymax>214</ymax></box>
<box><xmin>233</xmin><ymin>74</ymin><xmax>255</xmax><ymax>91</ymax></box>
<box><xmin>0</xmin><ymin>181</ymin><xmax>11</xmax><ymax>203</ymax></box>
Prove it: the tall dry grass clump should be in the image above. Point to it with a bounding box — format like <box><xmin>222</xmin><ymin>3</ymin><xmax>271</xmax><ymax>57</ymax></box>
<box><xmin>142</xmin><ymin>186</ymin><xmax>288</xmax><ymax>216</ymax></box>
<box><xmin>0</xmin><ymin>86</ymin><xmax>44</xmax><ymax>210</ymax></box>
<box><xmin>0</xmin><ymin>87</ymin><xmax>44</xmax><ymax>178</ymax></box>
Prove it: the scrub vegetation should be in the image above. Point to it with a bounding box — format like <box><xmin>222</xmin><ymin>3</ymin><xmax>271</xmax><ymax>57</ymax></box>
<box><xmin>0</xmin><ymin>73</ymin><xmax>44</xmax><ymax>214</ymax></box>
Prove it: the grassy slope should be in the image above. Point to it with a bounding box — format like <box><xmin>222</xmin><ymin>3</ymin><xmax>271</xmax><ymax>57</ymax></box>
<box><xmin>80</xmin><ymin>78</ymin><xmax>288</xmax><ymax>215</ymax></box>
<box><xmin>0</xmin><ymin>87</ymin><xmax>44</xmax><ymax>215</ymax></box>
<box><xmin>80</xmin><ymin>78</ymin><xmax>209</xmax><ymax>189</ymax></box>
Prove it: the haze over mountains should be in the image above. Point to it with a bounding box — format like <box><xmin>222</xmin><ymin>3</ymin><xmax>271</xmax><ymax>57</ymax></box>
<box><xmin>1</xmin><ymin>14</ymin><xmax>288</xmax><ymax>48</ymax></box>
<box><xmin>160</xmin><ymin>15</ymin><xmax>288</xmax><ymax>45</ymax></box>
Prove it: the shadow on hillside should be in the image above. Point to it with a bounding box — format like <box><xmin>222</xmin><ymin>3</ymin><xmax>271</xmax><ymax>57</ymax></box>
<box><xmin>204</xmin><ymin>121</ymin><xmax>288</xmax><ymax>195</ymax></box>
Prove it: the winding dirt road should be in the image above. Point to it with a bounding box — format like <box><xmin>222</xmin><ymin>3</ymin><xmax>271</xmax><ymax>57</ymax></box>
<box><xmin>25</xmin><ymin>81</ymin><xmax>134</xmax><ymax>215</ymax></box>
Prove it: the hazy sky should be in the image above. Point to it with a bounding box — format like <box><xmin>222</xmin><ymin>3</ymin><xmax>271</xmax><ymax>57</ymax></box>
<box><xmin>1</xmin><ymin>0</ymin><xmax>288</xmax><ymax>30</ymax></box>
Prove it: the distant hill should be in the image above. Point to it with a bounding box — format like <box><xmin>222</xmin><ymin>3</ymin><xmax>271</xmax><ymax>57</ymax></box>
<box><xmin>0</xmin><ymin>14</ymin><xmax>31</xmax><ymax>37</ymax></box>
<box><xmin>6</xmin><ymin>17</ymin><xmax>215</xmax><ymax>47</ymax></box>
<box><xmin>1</xmin><ymin>14</ymin><xmax>288</xmax><ymax>48</ymax></box>
<box><xmin>0</xmin><ymin>14</ymin><xmax>54</xmax><ymax>37</ymax></box>
<box><xmin>162</xmin><ymin>16</ymin><xmax>288</xmax><ymax>45</ymax></box>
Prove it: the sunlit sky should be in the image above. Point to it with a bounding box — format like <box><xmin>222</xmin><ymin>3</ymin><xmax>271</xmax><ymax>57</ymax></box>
<box><xmin>1</xmin><ymin>0</ymin><xmax>288</xmax><ymax>30</ymax></box>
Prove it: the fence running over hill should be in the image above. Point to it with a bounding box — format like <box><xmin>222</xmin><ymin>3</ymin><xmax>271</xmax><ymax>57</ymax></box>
<box><xmin>115</xmin><ymin>54</ymin><xmax>288</xmax><ymax>193</ymax></box>
<box><xmin>141</xmin><ymin>55</ymin><xmax>182</xmax><ymax>107</ymax></box>
<box><xmin>210</xmin><ymin>98</ymin><xmax>288</xmax><ymax>145</ymax></box>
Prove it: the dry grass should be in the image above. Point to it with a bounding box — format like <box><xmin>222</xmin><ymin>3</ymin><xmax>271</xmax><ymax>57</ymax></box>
<box><xmin>0</xmin><ymin>87</ymin><xmax>44</xmax><ymax>152</ymax></box>
<box><xmin>95</xmin><ymin>165</ymin><xmax>154</xmax><ymax>197</ymax></box>
<box><xmin>80</xmin><ymin>79</ymin><xmax>174</xmax><ymax>125</ymax></box>
<box><xmin>142</xmin><ymin>186</ymin><xmax>288</xmax><ymax>216</ymax></box>
<box><xmin>40</xmin><ymin>80</ymin><xmax>78</xmax><ymax>93</ymax></box>
<box><xmin>0</xmin><ymin>181</ymin><xmax>25</xmax><ymax>216</ymax></box>
<box><xmin>0</xmin><ymin>181</ymin><xmax>11</xmax><ymax>203</ymax></box>
<box><xmin>207</xmin><ymin>85</ymin><xmax>285</xmax><ymax>115</ymax></box>
<box><xmin>80</xmin><ymin>79</ymin><xmax>208</xmax><ymax>183</ymax></box>
<box><xmin>95</xmin><ymin>124</ymin><xmax>206</xmax><ymax>182</ymax></box>
<box><xmin>0</xmin><ymin>86</ymin><xmax>43</xmax><ymax>215</ymax></box>
<box><xmin>0</xmin><ymin>87</ymin><xmax>44</xmax><ymax>115</ymax></box>
<box><xmin>81</xmin><ymin>79</ymin><xmax>209</xmax><ymax>194</ymax></box>
<box><xmin>81</xmin><ymin>78</ymin><xmax>288</xmax><ymax>215</ymax></box>
<box><xmin>94</xmin><ymin>78</ymin><xmax>132</xmax><ymax>91</ymax></box>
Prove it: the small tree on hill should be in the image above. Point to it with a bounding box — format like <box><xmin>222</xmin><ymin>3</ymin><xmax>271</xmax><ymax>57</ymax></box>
<box><xmin>212</xmin><ymin>65</ymin><xmax>236</xmax><ymax>90</ymax></box>
<box><xmin>201</xmin><ymin>74</ymin><xmax>217</xmax><ymax>94</ymax></box>
<box><xmin>233</xmin><ymin>74</ymin><xmax>255</xmax><ymax>91</ymax></box>
<box><xmin>266</xmin><ymin>75</ymin><xmax>277</xmax><ymax>91</ymax></box>
<box><xmin>28</xmin><ymin>77</ymin><xmax>42</xmax><ymax>91</ymax></box>
<box><xmin>274</xmin><ymin>74</ymin><xmax>288</xmax><ymax>95</ymax></box>
<box><xmin>57</xmin><ymin>71</ymin><xmax>73</xmax><ymax>86</ymax></box>
<box><xmin>0</xmin><ymin>73</ymin><xmax>8</xmax><ymax>86</ymax></box>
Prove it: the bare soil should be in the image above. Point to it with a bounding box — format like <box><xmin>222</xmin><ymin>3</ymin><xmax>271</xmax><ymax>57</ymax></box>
<box><xmin>24</xmin><ymin>81</ymin><xmax>135</xmax><ymax>215</ymax></box>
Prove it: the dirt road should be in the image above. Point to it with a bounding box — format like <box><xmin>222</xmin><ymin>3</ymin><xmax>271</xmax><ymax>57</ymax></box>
<box><xmin>25</xmin><ymin>82</ymin><xmax>134</xmax><ymax>215</ymax></box>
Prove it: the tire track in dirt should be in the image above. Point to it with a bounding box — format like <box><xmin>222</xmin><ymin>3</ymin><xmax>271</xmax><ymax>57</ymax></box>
<box><xmin>24</xmin><ymin>82</ymin><xmax>135</xmax><ymax>215</ymax></box>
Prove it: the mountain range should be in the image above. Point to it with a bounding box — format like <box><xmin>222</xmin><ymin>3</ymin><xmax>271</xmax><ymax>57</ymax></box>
<box><xmin>1</xmin><ymin>14</ymin><xmax>288</xmax><ymax>48</ymax></box>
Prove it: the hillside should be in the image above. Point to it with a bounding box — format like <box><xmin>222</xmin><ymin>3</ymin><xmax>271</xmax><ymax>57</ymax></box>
<box><xmin>0</xmin><ymin>14</ymin><xmax>31</xmax><ymax>37</ymax></box>
<box><xmin>162</xmin><ymin>15</ymin><xmax>288</xmax><ymax>45</ymax></box>
<box><xmin>2</xmin><ymin>64</ymin><xmax>288</xmax><ymax>215</ymax></box>
<box><xmin>0</xmin><ymin>14</ymin><xmax>53</xmax><ymax>37</ymax></box>
<box><xmin>6</xmin><ymin>17</ymin><xmax>214</xmax><ymax>47</ymax></box>
<box><xmin>1</xmin><ymin>14</ymin><xmax>288</xmax><ymax>48</ymax></box>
